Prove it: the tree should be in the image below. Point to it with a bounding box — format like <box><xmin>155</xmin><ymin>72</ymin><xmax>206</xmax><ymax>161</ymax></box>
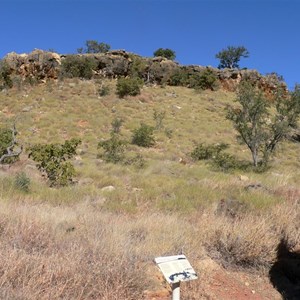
<box><xmin>28</xmin><ymin>138</ymin><xmax>81</xmax><ymax>187</ymax></box>
<box><xmin>77</xmin><ymin>40</ymin><xmax>111</xmax><ymax>54</ymax></box>
<box><xmin>216</xmin><ymin>46</ymin><xmax>249</xmax><ymax>69</ymax></box>
<box><xmin>0</xmin><ymin>124</ymin><xmax>22</xmax><ymax>164</ymax></box>
<box><xmin>153</xmin><ymin>48</ymin><xmax>176</xmax><ymax>60</ymax></box>
<box><xmin>227</xmin><ymin>81</ymin><xmax>300</xmax><ymax>168</ymax></box>
<box><xmin>116</xmin><ymin>77</ymin><xmax>143</xmax><ymax>98</ymax></box>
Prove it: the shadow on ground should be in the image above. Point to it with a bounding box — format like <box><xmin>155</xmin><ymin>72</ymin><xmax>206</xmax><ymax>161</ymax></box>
<box><xmin>269</xmin><ymin>238</ymin><xmax>300</xmax><ymax>300</ymax></box>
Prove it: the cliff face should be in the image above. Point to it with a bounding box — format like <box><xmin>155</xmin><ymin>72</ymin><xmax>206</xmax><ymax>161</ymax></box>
<box><xmin>2</xmin><ymin>49</ymin><xmax>286</xmax><ymax>93</ymax></box>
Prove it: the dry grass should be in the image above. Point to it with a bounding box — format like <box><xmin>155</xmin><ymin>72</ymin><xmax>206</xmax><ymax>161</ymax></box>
<box><xmin>0</xmin><ymin>79</ymin><xmax>299</xmax><ymax>298</ymax></box>
<box><xmin>0</xmin><ymin>196</ymin><xmax>298</xmax><ymax>299</ymax></box>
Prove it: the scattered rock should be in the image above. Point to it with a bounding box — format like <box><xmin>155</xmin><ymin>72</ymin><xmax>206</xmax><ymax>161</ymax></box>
<box><xmin>22</xmin><ymin>106</ymin><xmax>32</xmax><ymax>112</ymax></box>
<box><xmin>245</xmin><ymin>183</ymin><xmax>268</xmax><ymax>192</ymax></box>
<box><xmin>239</xmin><ymin>175</ymin><xmax>249</xmax><ymax>181</ymax></box>
<box><xmin>101</xmin><ymin>185</ymin><xmax>116</xmax><ymax>192</ymax></box>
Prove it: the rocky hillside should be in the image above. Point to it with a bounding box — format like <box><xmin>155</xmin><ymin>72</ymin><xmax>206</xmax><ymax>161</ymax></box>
<box><xmin>2</xmin><ymin>49</ymin><xmax>286</xmax><ymax>94</ymax></box>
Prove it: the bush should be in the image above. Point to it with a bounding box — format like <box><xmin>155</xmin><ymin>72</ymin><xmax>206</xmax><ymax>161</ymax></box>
<box><xmin>78</xmin><ymin>40</ymin><xmax>111</xmax><ymax>54</ymax></box>
<box><xmin>98</xmin><ymin>133</ymin><xmax>127</xmax><ymax>164</ymax></box>
<box><xmin>98</xmin><ymin>85</ymin><xmax>110</xmax><ymax>96</ymax></box>
<box><xmin>211</xmin><ymin>152</ymin><xmax>238</xmax><ymax>172</ymax></box>
<box><xmin>28</xmin><ymin>138</ymin><xmax>81</xmax><ymax>187</ymax></box>
<box><xmin>191</xmin><ymin>143</ymin><xmax>228</xmax><ymax>161</ymax></box>
<box><xmin>14</xmin><ymin>172</ymin><xmax>31</xmax><ymax>193</ymax></box>
<box><xmin>60</xmin><ymin>55</ymin><xmax>97</xmax><ymax>79</ymax></box>
<box><xmin>153</xmin><ymin>48</ymin><xmax>176</xmax><ymax>60</ymax></box>
<box><xmin>116</xmin><ymin>77</ymin><xmax>143</xmax><ymax>98</ymax></box>
<box><xmin>153</xmin><ymin>109</ymin><xmax>166</xmax><ymax>130</ymax></box>
<box><xmin>0</xmin><ymin>60</ymin><xmax>13</xmax><ymax>89</ymax></box>
<box><xmin>169</xmin><ymin>68</ymin><xmax>219</xmax><ymax>90</ymax></box>
<box><xmin>131</xmin><ymin>123</ymin><xmax>155</xmax><ymax>147</ymax></box>
<box><xmin>128</xmin><ymin>55</ymin><xmax>148</xmax><ymax>80</ymax></box>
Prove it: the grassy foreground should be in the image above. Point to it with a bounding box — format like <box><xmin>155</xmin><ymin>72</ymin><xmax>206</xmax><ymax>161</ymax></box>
<box><xmin>0</xmin><ymin>79</ymin><xmax>299</xmax><ymax>299</ymax></box>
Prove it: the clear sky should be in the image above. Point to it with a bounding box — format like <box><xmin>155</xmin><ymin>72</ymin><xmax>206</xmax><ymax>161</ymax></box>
<box><xmin>1</xmin><ymin>0</ymin><xmax>299</xmax><ymax>89</ymax></box>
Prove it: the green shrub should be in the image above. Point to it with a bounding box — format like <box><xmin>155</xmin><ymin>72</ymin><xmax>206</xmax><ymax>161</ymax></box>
<box><xmin>153</xmin><ymin>48</ymin><xmax>176</xmax><ymax>60</ymax></box>
<box><xmin>131</xmin><ymin>123</ymin><xmax>155</xmax><ymax>147</ymax></box>
<box><xmin>116</xmin><ymin>77</ymin><xmax>143</xmax><ymax>98</ymax></box>
<box><xmin>153</xmin><ymin>109</ymin><xmax>166</xmax><ymax>130</ymax></box>
<box><xmin>124</xmin><ymin>153</ymin><xmax>146</xmax><ymax>169</ymax></box>
<box><xmin>0</xmin><ymin>60</ymin><xmax>13</xmax><ymax>89</ymax></box>
<box><xmin>195</xmin><ymin>69</ymin><xmax>219</xmax><ymax>91</ymax></box>
<box><xmin>111</xmin><ymin>118</ymin><xmax>124</xmax><ymax>134</ymax></box>
<box><xmin>78</xmin><ymin>40</ymin><xmax>111</xmax><ymax>54</ymax></box>
<box><xmin>98</xmin><ymin>133</ymin><xmax>127</xmax><ymax>164</ymax></box>
<box><xmin>169</xmin><ymin>68</ymin><xmax>219</xmax><ymax>90</ymax></box>
<box><xmin>60</xmin><ymin>55</ymin><xmax>97</xmax><ymax>79</ymax></box>
<box><xmin>14</xmin><ymin>172</ymin><xmax>31</xmax><ymax>193</ymax></box>
<box><xmin>28</xmin><ymin>138</ymin><xmax>81</xmax><ymax>187</ymax></box>
<box><xmin>98</xmin><ymin>85</ymin><xmax>110</xmax><ymax>96</ymax></box>
<box><xmin>128</xmin><ymin>55</ymin><xmax>148</xmax><ymax>79</ymax></box>
<box><xmin>191</xmin><ymin>143</ymin><xmax>228</xmax><ymax>161</ymax></box>
<box><xmin>211</xmin><ymin>152</ymin><xmax>238</xmax><ymax>172</ymax></box>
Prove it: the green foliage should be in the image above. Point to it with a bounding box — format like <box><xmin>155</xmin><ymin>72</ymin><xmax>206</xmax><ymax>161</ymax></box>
<box><xmin>0</xmin><ymin>60</ymin><xmax>13</xmax><ymax>89</ymax></box>
<box><xmin>98</xmin><ymin>133</ymin><xmax>127</xmax><ymax>164</ymax></box>
<box><xmin>78</xmin><ymin>40</ymin><xmax>111</xmax><ymax>54</ymax></box>
<box><xmin>191</xmin><ymin>143</ymin><xmax>229</xmax><ymax>161</ymax></box>
<box><xmin>169</xmin><ymin>68</ymin><xmax>219</xmax><ymax>90</ymax></box>
<box><xmin>131</xmin><ymin>123</ymin><xmax>155</xmax><ymax>147</ymax></box>
<box><xmin>111</xmin><ymin>118</ymin><xmax>124</xmax><ymax>134</ymax></box>
<box><xmin>60</xmin><ymin>55</ymin><xmax>97</xmax><ymax>79</ymax></box>
<box><xmin>153</xmin><ymin>48</ymin><xmax>176</xmax><ymax>60</ymax></box>
<box><xmin>226</xmin><ymin>81</ymin><xmax>300</xmax><ymax>167</ymax></box>
<box><xmin>124</xmin><ymin>153</ymin><xmax>146</xmax><ymax>169</ymax></box>
<box><xmin>216</xmin><ymin>46</ymin><xmax>249</xmax><ymax>69</ymax></box>
<box><xmin>98</xmin><ymin>85</ymin><xmax>110</xmax><ymax>96</ymax></box>
<box><xmin>14</xmin><ymin>172</ymin><xmax>31</xmax><ymax>193</ymax></box>
<box><xmin>28</xmin><ymin>138</ymin><xmax>81</xmax><ymax>187</ymax></box>
<box><xmin>153</xmin><ymin>109</ymin><xmax>166</xmax><ymax>130</ymax></box>
<box><xmin>211</xmin><ymin>152</ymin><xmax>238</xmax><ymax>172</ymax></box>
<box><xmin>116</xmin><ymin>77</ymin><xmax>143</xmax><ymax>98</ymax></box>
<box><xmin>129</xmin><ymin>55</ymin><xmax>148</xmax><ymax>79</ymax></box>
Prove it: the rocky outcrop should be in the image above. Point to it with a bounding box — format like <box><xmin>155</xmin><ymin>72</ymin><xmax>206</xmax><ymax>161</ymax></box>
<box><xmin>5</xmin><ymin>49</ymin><xmax>61</xmax><ymax>81</ymax></box>
<box><xmin>2</xmin><ymin>49</ymin><xmax>287</xmax><ymax>93</ymax></box>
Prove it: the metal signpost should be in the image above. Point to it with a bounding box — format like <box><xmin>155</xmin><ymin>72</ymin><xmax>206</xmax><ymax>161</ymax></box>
<box><xmin>154</xmin><ymin>254</ymin><xmax>198</xmax><ymax>300</ymax></box>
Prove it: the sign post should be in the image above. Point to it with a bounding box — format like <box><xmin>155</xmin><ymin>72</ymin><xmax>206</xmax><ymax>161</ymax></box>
<box><xmin>154</xmin><ymin>254</ymin><xmax>198</xmax><ymax>300</ymax></box>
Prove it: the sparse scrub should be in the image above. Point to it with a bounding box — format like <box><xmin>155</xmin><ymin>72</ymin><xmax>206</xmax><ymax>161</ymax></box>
<box><xmin>131</xmin><ymin>123</ymin><xmax>155</xmax><ymax>147</ymax></box>
<box><xmin>14</xmin><ymin>172</ymin><xmax>31</xmax><ymax>192</ymax></box>
<box><xmin>60</xmin><ymin>55</ymin><xmax>97</xmax><ymax>79</ymax></box>
<box><xmin>169</xmin><ymin>68</ymin><xmax>219</xmax><ymax>90</ymax></box>
<box><xmin>28</xmin><ymin>138</ymin><xmax>81</xmax><ymax>187</ymax></box>
<box><xmin>0</xmin><ymin>59</ymin><xmax>13</xmax><ymax>89</ymax></box>
<box><xmin>116</xmin><ymin>77</ymin><xmax>143</xmax><ymax>98</ymax></box>
<box><xmin>98</xmin><ymin>134</ymin><xmax>127</xmax><ymax>163</ymax></box>
<box><xmin>98</xmin><ymin>84</ymin><xmax>110</xmax><ymax>96</ymax></box>
<box><xmin>153</xmin><ymin>109</ymin><xmax>166</xmax><ymax>130</ymax></box>
<box><xmin>191</xmin><ymin>143</ymin><xmax>229</xmax><ymax>161</ymax></box>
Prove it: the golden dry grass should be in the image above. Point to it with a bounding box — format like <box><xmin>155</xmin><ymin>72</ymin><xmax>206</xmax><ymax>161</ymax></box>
<box><xmin>0</xmin><ymin>78</ymin><xmax>299</xmax><ymax>298</ymax></box>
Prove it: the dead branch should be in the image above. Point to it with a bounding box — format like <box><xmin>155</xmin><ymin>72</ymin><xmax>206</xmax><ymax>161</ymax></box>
<box><xmin>0</xmin><ymin>123</ymin><xmax>23</xmax><ymax>163</ymax></box>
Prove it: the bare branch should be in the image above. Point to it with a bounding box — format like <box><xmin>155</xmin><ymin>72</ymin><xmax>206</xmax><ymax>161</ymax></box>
<box><xmin>0</xmin><ymin>123</ymin><xmax>23</xmax><ymax>163</ymax></box>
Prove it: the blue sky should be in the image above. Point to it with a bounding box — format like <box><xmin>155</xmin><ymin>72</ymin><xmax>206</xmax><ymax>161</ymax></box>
<box><xmin>1</xmin><ymin>0</ymin><xmax>299</xmax><ymax>89</ymax></box>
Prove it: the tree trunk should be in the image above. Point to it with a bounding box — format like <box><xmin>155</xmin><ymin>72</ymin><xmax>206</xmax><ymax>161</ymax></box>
<box><xmin>251</xmin><ymin>148</ymin><xmax>258</xmax><ymax>167</ymax></box>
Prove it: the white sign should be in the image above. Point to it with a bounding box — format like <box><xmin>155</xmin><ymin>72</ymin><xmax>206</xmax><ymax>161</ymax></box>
<box><xmin>154</xmin><ymin>254</ymin><xmax>198</xmax><ymax>284</ymax></box>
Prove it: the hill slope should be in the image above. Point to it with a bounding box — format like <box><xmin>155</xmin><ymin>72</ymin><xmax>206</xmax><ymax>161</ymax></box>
<box><xmin>0</xmin><ymin>78</ymin><xmax>299</xmax><ymax>299</ymax></box>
